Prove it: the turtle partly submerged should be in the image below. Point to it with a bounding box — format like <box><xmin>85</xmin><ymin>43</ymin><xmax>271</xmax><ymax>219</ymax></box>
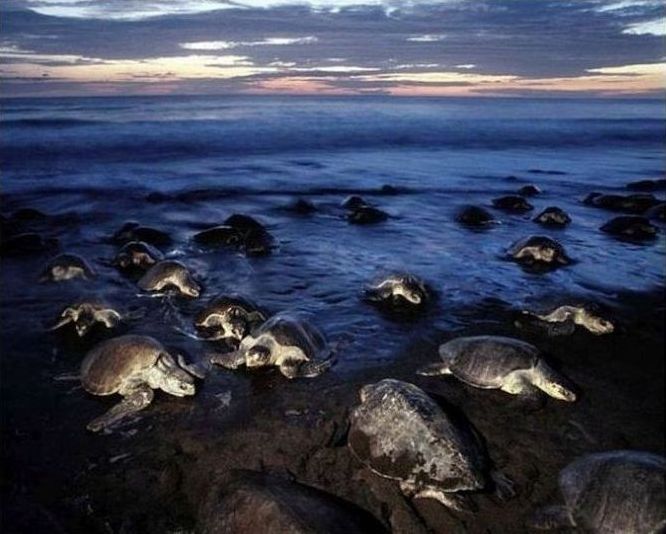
<box><xmin>137</xmin><ymin>260</ymin><xmax>201</xmax><ymax>298</ymax></box>
<box><xmin>48</xmin><ymin>299</ymin><xmax>123</xmax><ymax>337</ymax></box>
<box><xmin>194</xmin><ymin>294</ymin><xmax>267</xmax><ymax>343</ymax></box>
<box><xmin>364</xmin><ymin>273</ymin><xmax>430</xmax><ymax>311</ymax></box>
<box><xmin>528</xmin><ymin>450</ymin><xmax>665</xmax><ymax>532</ymax></box>
<box><xmin>348</xmin><ymin>379</ymin><xmax>514</xmax><ymax>512</ymax></box>
<box><xmin>80</xmin><ymin>335</ymin><xmax>197</xmax><ymax>432</ymax></box>
<box><xmin>517</xmin><ymin>304</ymin><xmax>614</xmax><ymax>336</ymax></box>
<box><xmin>210</xmin><ymin>313</ymin><xmax>334</xmax><ymax>378</ymax></box>
<box><xmin>418</xmin><ymin>336</ymin><xmax>577</xmax><ymax>402</ymax></box>
<box><xmin>39</xmin><ymin>253</ymin><xmax>96</xmax><ymax>282</ymax></box>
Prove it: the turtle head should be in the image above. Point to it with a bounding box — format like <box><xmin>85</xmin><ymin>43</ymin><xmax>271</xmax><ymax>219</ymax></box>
<box><xmin>74</xmin><ymin>308</ymin><xmax>97</xmax><ymax>337</ymax></box>
<box><xmin>227</xmin><ymin>317</ymin><xmax>248</xmax><ymax>342</ymax></box>
<box><xmin>155</xmin><ymin>353</ymin><xmax>196</xmax><ymax>397</ymax></box>
<box><xmin>359</xmin><ymin>383</ymin><xmax>377</xmax><ymax>402</ymax></box>
<box><xmin>584</xmin><ymin>314</ymin><xmax>615</xmax><ymax>335</ymax></box>
<box><xmin>182</xmin><ymin>277</ymin><xmax>201</xmax><ymax>298</ymax></box>
<box><xmin>246</xmin><ymin>345</ymin><xmax>271</xmax><ymax>368</ymax></box>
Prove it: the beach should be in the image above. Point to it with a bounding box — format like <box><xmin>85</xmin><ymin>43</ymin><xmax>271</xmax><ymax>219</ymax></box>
<box><xmin>1</xmin><ymin>95</ymin><xmax>664</xmax><ymax>533</ymax></box>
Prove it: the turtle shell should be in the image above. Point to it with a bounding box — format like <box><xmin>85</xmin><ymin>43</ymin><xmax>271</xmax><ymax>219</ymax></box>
<box><xmin>250</xmin><ymin>314</ymin><xmax>326</xmax><ymax>360</ymax></box>
<box><xmin>114</xmin><ymin>241</ymin><xmax>163</xmax><ymax>269</ymax></box>
<box><xmin>349</xmin><ymin>379</ymin><xmax>486</xmax><ymax>491</ymax></box>
<box><xmin>80</xmin><ymin>335</ymin><xmax>164</xmax><ymax>395</ymax></box>
<box><xmin>195</xmin><ymin>295</ymin><xmax>265</xmax><ymax>326</ymax></box>
<box><xmin>442</xmin><ymin>336</ymin><xmax>539</xmax><ymax>389</ymax></box>
<box><xmin>41</xmin><ymin>253</ymin><xmax>95</xmax><ymax>279</ymax></box>
<box><xmin>137</xmin><ymin>260</ymin><xmax>190</xmax><ymax>291</ymax></box>
<box><xmin>559</xmin><ymin>451</ymin><xmax>666</xmax><ymax>533</ymax></box>
<box><xmin>508</xmin><ymin>235</ymin><xmax>569</xmax><ymax>263</ymax></box>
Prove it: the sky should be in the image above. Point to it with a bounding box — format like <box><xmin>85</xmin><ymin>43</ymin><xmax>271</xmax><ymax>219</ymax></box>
<box><xmin>0</xmin><ymin>0</ymin><xmax>664</xmax><ymax>98</ymax></box>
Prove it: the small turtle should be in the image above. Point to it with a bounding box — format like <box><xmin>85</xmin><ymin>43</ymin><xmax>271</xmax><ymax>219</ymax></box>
<box><xmin>348</xmin><ymin>206</ymin><xmax>388</xmax><ymax>225</ymax></box>
<box><xmin>111</xmin><ymin>221</ymin><xmax>172</xmax><ymax>247</ymax></box>
<box><xmin>137</xmin><ymin>260</ymin><xmax>201</xmax><ymax>298</ymax></box>
<box><xmin>39</xmin><ymin>253</ymin><xmax>96</xmax><ymax>282</ymax></box>
<box><xmin>48</xmin><ymin>299</ymin><xmax>122</xmax><ymax>337</ymax></box>
<box><xmin>193</xmin><ymin>225</ymin><xmax>243</xmax><ymax>248</ymax></box>
<box><xmin>507</xmin><ymin>235</ymin><xmax>572</xmax><ymax>269</ymax></box>
<box><xmin>519</xmin><ymin>305</ymin><xmax>614</xmax><ymax>336</ymax></box>
<box><xmin>364</xmin><ymin>273</ymin><xmax>430</xmax><ymax>311</ymax></box>
<box><xmin>492</xmin><ymin>195</ymin><xmax>534</xmax><ymax>213</ymax></box>
<box><xmin>194</xmin><ymin>294</ymin><xmax>267</xmax><ymax>342</ymax></box>
<box><xmin>199</xmin><ymin>471</ymin><xmax>387</xmax><ymax>534</ymax></box>
<box><xmin>455</xmin><ymin>205</ymin><xmax>496</xmax><ymax>227</ymax></box>
<box><xmin>533</xmin><ymin>207</ymin><xmax>571</xmax><ymax>227</ymax></box>
<box><xmin>286</xmin><ymin>197</ymin><xmax>317</xmax><ymax>215</ymax></box>
<box><xmin>601</xmin><ymin>216</ymin><xmax>658</xmax><ymax>240</ymax></box>
<box><xmin>210</xmin><ymin>313</ymin><xmax>334</xmax><ymax>379</ymax></box>
<box><xmin>113</xmin><ymin>241</ymin><xmax>163</xmax><ymax>272</ymax></box>
<box><xmin>528</xmin><ymin>450</ymin><xmax>666</xmax><ymax>532</ymax></box>
<box><xmin>341</xmin><ymin>195</ymin><xmax>369</xmax><ymax>210</ymax></box>
<box><xmin>583</xmin><ymin>193</ymin><xmax>659</xmax><ymax>214</ymax></box>
<box><xmin>80</xmin><ymin>335</ymin><xmax>196</xmax><ymax>432</ymax></box>
<box><xmin>417</xmin><ymin>336</ymin><xmax>577</xmax><ymax>402</ymax></box>
<box><xmin>348</xmin><ymin>379</ymin><xmax>513</xmax><ymax>512</ymax></box>
<box><xmin>517</xmin><ymin>184</ymin><xmax>541</xmax><ymax>196</ymax></box>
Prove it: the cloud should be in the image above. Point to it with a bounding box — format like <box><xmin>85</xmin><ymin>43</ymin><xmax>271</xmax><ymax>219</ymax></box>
<box><xmin>181</xmin><ymin>36</ymin><xmax>318</xmax><ymax>50</ymax></box>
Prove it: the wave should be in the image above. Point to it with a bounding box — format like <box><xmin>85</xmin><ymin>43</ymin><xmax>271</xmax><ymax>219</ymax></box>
<box><xmin>1</xmin><ymin>117</ymin><xmax>663</xmax><ymax>166</ymax></box>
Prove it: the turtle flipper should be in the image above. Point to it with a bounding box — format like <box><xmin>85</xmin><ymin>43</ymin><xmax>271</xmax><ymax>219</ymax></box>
<box><xmin>87</xmin><ymin>385</ymin><xmax>154</xmax><ymax>433</ymax></box>
<box><xmin>527</xmin><ymin>505</ymin><xmax>574</xmax><ymax>530</ymax></box>
<box><xmin>46</xmin><ymin>316</ymin><xmax>73</xmax><ymax>332</ymax></box>
<box><xmin>176</xmin><ymin>353</ymin><xmax>209</xmax><ymax>380</ymax></box>
<box><xmin>416</xmin><ymin>362</ymin><xmax>451</xmax><ymax>376</ymax></box>
<box><xmin>97</xmin><ymin>309</ymin><xmax>122</xmax><ymax>329</ymax></box>
<box><xmin>408</xmin><ymin>485</ymin><xmax>477</xmax><ymax>513</ymax></box>
<box><xmin>209</xmin><ymin>350</ymin><xmax>245</xmax><ymax>370</ymax></box>
<box><xmin>279</xmin><ymin>357</ymin><xmax>334</xmax><ymax>379</ymax></box>
<box><xmin>490</xmin><ymin>470</ymin><xmax>515</xmax><ymax>501</ymax></box>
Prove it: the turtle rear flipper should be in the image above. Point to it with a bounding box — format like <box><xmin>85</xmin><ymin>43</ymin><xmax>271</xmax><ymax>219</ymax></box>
<box><xmin>527</xmin><ymin>505</ymin><xmax>574</xmax><ymax>530</ymax></box>
<box><xmin>87</xmin><ymin>385</ymin><xmax>154</xmax><ymax>433</ymax></box>
<box><xmin>279</xmin><ymin>357</ymin><xmax>334</xmax><ymax>379</ymax></box>
<box><xmin>416</xmin><ymin>362</ymin><xmax>451</xmax><ymax>376</ymax></box>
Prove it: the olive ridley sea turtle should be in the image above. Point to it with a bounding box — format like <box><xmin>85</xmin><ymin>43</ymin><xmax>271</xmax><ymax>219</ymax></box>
<box><xmin>137</xmin><ymin>260</ymin><xmax>201</xmax><ymax>298</ymax></box>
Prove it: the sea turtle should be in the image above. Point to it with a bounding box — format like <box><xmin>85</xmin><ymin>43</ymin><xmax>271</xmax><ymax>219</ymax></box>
<box><xmin>193</xmin><ymin>225</ymin><xmax>243</xmax><ymax>248</ymax></box>
<box><xmin>223</xmin><ymin>214</ymin><xmax>275</xmax><ymax>255</ymax></box>
<box><xmin>600</xmin><ymin>216</ymin><xmax>658</xmax><ymax>240</ymax></box>
<box><xmin>518</xmin><ymin>305</ymin><xmax>614</xmax><ymax>336</ymax></box>
<box><xmin>533</xmin><ymin>207</ymin><xmax>571</xmax><ymax>227</ymax></box>
<box><xmin>507</xmin><ymin>235</ymin><xmax>572</xmax><ymax>269</ymax></box>
<box><xmin>198</xmin><ymin>471</ymin><xmax>387</xmax><ymax>534</ymax></box>
<box><xmin>210</xmin><ymin>313</ymin><xmax>334</xmax><ymax>379</ymax></box>
<box><xmin>518</xmin><ymin>184</ymin><xmax>541</xmax><ymax>196</ymax></box>
<box><xmin>194</xmin><ymin>294</ymin><xmax>268</xmax><ymax>342</ymax></box>
<box><xmin>455</xmin><ymin>205</ymin><xmax>496</xmax><ymax>227</ymax></box>
<box><xmin>48</xmin><ymin>299</ymin><xmax>122</xmax><ymax>337</ymax></box>
<box><xmin>111</xmin><ymin>221</ymin><xmax>172</xmax><ymax>247</ymax></box>
<box><xmin>341</xmin><ymin>195</ymin><xmax>369</xmax><ymax>210</ymax></box>
<box><xmin>626</xmin><ymin>178</ymin><xmax>666</xmax><ymax>192</ymax></box>
<box><xmin>80</xmin><ymin>335</ymin><xmax>196</xmax><ymax>432</ymax></box>
<box><xmin>39</xmin><ymin>253</ymin><xmax>96</xmax><ymax>282</ymax></box>
<box><xmin>645</xmin><ymin>202</ymin><xmax>666</xmax><ymax>222</ymax></box>
<box><xmin>364</xmin><ymin>273</ymin><xmax>430</xmax><ymax>311</ymax></box>
<box><xmin>348</xmin><ymin>379</ymin><xmax>514</xmax><ymax>512</ymax></box>
<box><xmin>417</xmin><ymin>336</ymin><xmax>577</xmax><ymax>402</ymax></box>
<box><xmin>528</xmin><ymin>450</ymin><xmax>666</xmax><ymax>532</ymax></box>
<box><xmin>137</xmin><ymin>260</ymin><xmax>201</xmax><ymax>298</ymax></box>
<box><xmin>348</xmin><ymin>206</ymin><xmax>388</xmax><ymax>224</ymax></box>
<box><xmin>492</xmin><ymin>195</ymin><xmax>534</xmax><ymax>212</ymax></box>
<box><xmin>112</xmin><ymin>241</ymin><xmax>164</xmax><ymax>273</ymax></box>
<box><xmin>583</xmin><ymin>193</ymin><xmax>660</xmax><ymax>214</ymax></box>
<box><xmin>286</xmin><ymin>197</ymin><xmax>317</xmax><ymax>215</ymax></box>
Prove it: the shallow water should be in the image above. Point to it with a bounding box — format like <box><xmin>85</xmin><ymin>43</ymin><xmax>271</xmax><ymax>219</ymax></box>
<box><xmin>2</xmin><ymin>96</ymin><xmax>664</xmax><ymax>374</ymax></box>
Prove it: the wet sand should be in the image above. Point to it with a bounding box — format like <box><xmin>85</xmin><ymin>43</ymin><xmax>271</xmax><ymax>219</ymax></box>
<box><xmin>2</xmin><ymin>286</ymin><xmax>663</xmax><ymax>533</ymax></box>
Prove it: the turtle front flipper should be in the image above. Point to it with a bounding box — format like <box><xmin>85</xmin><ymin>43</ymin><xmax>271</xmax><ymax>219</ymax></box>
<box><xmin>97</xmin><ymin>309</ymin><xmax>122</xmax><ymax>329</ymax></box>
<box><xmin>279</xmin><ymin>357</ymin><xmax>334</xmax><ymax>379</ymax></box>
<box><xmin>531</xmin><ymin>361</ymin><xmax>577</xmax><ymax>402</ymax></box>
<box><xmin>406</xmin><ymin>484</ymin><xmax>477</xmax><ymax>513</ymax></box>
<box><xmin>416</xmin><ymin>362</ymin><xmax>451</xmax><ymax>376</ymax></box>
<box><xmin>489</xmin><ymin>470</ymin><xmax>515</xmax><ymax>501</ymax></box>
<box><xmin>527</xmin><ymin>505</ymin><xmax>574</xmax><ymax>530</ymax></box>
<box><xmin>46</xmin><ymin>315</ymin><xmax>73</xmax><ymax>332</ymax></box>
<box><xmin>209</xmin><ymin>350</ymin><xmax>245</xmax><ymax>370</ymax></box>
<box><xmin>87</xmin><ymin>385</ymin><xmax>154</xmax><ymax>433</ymax></box>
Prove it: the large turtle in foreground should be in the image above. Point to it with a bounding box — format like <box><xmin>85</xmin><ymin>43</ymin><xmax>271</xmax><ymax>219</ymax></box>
<box><xmin>210</xmin><ymin>313</ymin><xmax>334</xmax><ymax>378</ymax></box>
<box><xmin>528</xmin><ymin>450</ymin><xmax>666</xmax><ymax>532</ymax></box>
<box><xmin>417</xmin><ymin>336</ymin><xmax>577</xmax><ymax>402</ymax></box>
<box><xmin>80</xmin><ymin>335</ymin><xmax>196</xmax><ymax>432</ymax></box>
<box><xmin>348</xmin><ymin>379</ymin><xmax>513</xmax><ymax>512</ymax></box>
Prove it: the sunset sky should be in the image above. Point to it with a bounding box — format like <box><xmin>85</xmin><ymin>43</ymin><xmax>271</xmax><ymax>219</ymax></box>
<box><xmin>1</xmin><ymin>0</ymin><xmax>664</xmax><ymax>98</ymax></box>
